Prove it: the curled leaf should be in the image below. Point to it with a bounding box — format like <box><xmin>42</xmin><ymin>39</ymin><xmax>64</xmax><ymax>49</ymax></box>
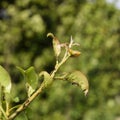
<box><xmin>65</xmin><ymin>71</ymin><xmax>89</xmax><ymax>96</ymax></box>
<box><xmin>47</xmin><ymin>33</ymin><xmax>61</xmax><ymax>59</ymax></box>
<box><xmin>39</xmin><ymin>71</ymin><xmax>53</xmax><ymax>89</ymax></box>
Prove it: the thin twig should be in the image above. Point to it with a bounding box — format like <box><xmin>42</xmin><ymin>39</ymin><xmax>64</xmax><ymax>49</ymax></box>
<box><xmin>0</xmin><ymin>105</ymin><xmax>8</xmax><ymax>119</ymax></box>
<box><xmin>9</xmin><ymin>105</ymin><xmax>21</xmax><ymax>113</ymax></box>
<box><xmin>51</xmin><ymin>49</ymin><xmax>70</xmax><ymax>78</ymax></box>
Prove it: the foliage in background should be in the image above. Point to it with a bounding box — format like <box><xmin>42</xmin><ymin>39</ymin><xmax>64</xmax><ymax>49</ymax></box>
<box><xmin>0</xmin><ymin>0</ymin><xmax>120</xmax><ymax>120</ymax></box>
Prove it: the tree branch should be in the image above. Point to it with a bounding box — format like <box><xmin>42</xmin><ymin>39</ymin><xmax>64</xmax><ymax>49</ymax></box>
<box><xmin>8</xmin><ymin>83</ymin><xmax>44</xmax><ymax>120</ymax></box>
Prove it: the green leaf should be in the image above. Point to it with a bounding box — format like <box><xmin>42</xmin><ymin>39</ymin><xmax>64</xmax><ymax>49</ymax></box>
<box><xmin>65</xmin><ymin>71</ymin><xmax>89</xmax><ymax>96</ymax></box>
<box><xmin>25</xmin><ymin>67</ymin><xmax>38</xmax><ymax>89</ymax></box>
<box><xmin>0</xmin><ymin>65</ymin><xmax>12</xmax><ymax>93</ymax></box>
<box><xmin>17</xmin><ymin>66</ymin><xmax>38</xmax><ymax>97</ymax></box>
<box><xmin>39</xmin><ymin>71</ymin><xmax>53</xmax><ymax>89</ymax></box>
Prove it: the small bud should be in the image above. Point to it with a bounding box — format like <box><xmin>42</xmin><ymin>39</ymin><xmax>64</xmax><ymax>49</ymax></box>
<box><xmin>68</xmin><ymin>49</ymin><xmax>81</xmax><ymax>57</ymax></box>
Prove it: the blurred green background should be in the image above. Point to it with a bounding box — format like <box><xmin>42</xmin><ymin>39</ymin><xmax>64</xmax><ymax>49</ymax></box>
<box><xmin>0</xmin><ymin>0</ymin><xmax>120</xmax><ymax>120</ymax></box>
